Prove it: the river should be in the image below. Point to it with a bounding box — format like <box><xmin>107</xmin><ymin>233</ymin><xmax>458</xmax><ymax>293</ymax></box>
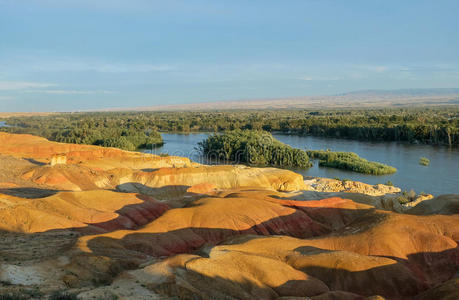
<box><xmin>143</xmin><ymin>133</ymin><xmax>459</xmax><ymax>195</ymax></box>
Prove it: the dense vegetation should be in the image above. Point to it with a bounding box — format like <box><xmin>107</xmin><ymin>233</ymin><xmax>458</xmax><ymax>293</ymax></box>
<box><xmin>3</xmin><ymin>107</ymin><xmax>457</xmax><ymax>146</ymax></box>
<box><xmin>0</xmin><ymin>114</ymin><xmax>162</xmax><ymax>151</ymax></box>
<box><xmin>396</xmin><ymin>189</ymin><xmax>419</xmax><ymax>204</ymax></box>
<box><xmin>198</xmin><ymin>130</ymin><xmax>311</xmax><ymax>168</ymax></box>
<box><xmin>307</xmin><ymin>150</ymin><xmax>397</xmax><ymax>175</ymax></box>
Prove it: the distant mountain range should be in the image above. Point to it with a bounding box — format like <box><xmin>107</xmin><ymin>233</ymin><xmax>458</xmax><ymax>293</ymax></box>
<box><xmin>338</xmin><ymin>88</ymin><xmax>459</xmax><ymax>96</ymax></box>
<box><xmin>102</xmin><ymin>88</ymin><xmax>459</xmax><ymax>111</ymax></box>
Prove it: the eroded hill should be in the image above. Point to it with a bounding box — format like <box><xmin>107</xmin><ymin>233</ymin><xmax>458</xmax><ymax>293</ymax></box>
<box><xmin>0</xmin><ymin>132</ymin><xmax>457</xmax><ymax>299</ymax></box>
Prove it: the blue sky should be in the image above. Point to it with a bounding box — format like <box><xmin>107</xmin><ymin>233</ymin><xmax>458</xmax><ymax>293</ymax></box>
<box><xmin>1</xmin><ymin>0</ymin><xmax>458</xmax><ymax>112</ymax></box>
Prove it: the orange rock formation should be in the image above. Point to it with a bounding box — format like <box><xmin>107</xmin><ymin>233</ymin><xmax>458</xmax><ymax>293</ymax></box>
<box><xmin>0</xmin><ymin>132</ymin><xmax>457</xmax><ymax>299</ymax></box>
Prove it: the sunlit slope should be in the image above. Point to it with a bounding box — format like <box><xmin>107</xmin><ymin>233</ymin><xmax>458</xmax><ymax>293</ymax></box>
<box><xmin>0</xmin><ymin>132</ymin><xmax>457</xmax><ymax>299</ymax></box>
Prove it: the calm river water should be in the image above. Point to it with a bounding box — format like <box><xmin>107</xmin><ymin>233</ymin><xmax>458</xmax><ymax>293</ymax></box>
<box><xmin>2</xmin><ymin>120</ymin><xmax>456</xmax><ymax>194</ymax></box>
<box><xmin>144</xmin><ymin>133</ymin><xmax>459</xmax><ymax>195</ymax></box>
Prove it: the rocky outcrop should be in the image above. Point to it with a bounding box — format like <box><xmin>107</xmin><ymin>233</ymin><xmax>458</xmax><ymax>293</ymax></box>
<box><xmin>19</xmin><ymin>163</ymin><xmax>305</xmax><ymax>195</ymax></box>
<box><xmin>302</xmin><ymin>178</ymin><xmax>440</xmax><ymax>213</ymax></box>
<box><xmin>304</xmin><ymin>177</ymin><xmax>401</xmax><ymax>196</ymax></box>
<box><xmin>401</xmin><ymin>193</ymin><xmax>435</xmax><ymax>209</ymax></box>
<box><xmin>117</xmin><ymin>165</ymin><xmax>306</xmax><ymax>195</ymax></box>
<box><xmin>50</xmin><ymin>154</ymin><xmax>67</xmax><ymax>166</ymax></box>
<box><xmin>0</xmin><ymin>132</ymin><xmax>192</xmax><ymax>169</ymax></box>
<box><xmin>406</xmin><ymin>194</ymin><xmax>459</xmax><ymax>215</ymax></box>
<box><xmin>0</xmin><ymin>133</ymin><xmax>304</xmax><ymax>193</ymax></box>
<box><xmin>414</xmin><ymin>278</ymin><xmax>459</xmax><ymax>300</ymax></box>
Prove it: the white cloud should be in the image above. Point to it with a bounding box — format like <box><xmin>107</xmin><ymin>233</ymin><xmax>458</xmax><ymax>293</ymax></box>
<box><xmin>27</xmin><ymin>59</ymin><xmax>175</xmax><ymax>73</ymax></box>
<box><xmin>298</xmin><ymin>76</ymin><xmax>342</xmax><ymax>81</ymax></box>
<box><xmin>24</xmin><ymin>89</ymin><xmax>114</xmax><ymax>95</ymax></box>
<box><xmin>0</xmin><ymin>53</ymin><xmax>176</xmax><ymax>74</ymax></box>
<box><xmin>365</xmin><ymin>65</ymin><xmax>388</xmax><ymax>73</ymax></box>
<box><xmin>0</xmin><ymin>81</ymin><xmax>55</xmax><ymax>90</ymax></box>
<box><xmin>93</xmin><ymin>63</ymin><xmax>173</xmax><ymax>73</ymax></box>
<box><xmin>8</xmin><ymin>0</ymin><xmax>229</xmax><ymax>16</ymax></box>
<box><xmin>0</xmin><ymin>80</ymin><xmax>115</xmax><ymax>96</ymax></box>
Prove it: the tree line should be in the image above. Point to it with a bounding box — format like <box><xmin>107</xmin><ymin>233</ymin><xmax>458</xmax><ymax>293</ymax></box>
<box><xmin>1</xmin><ymin>106</ymin><xmax>457</xmax><ymax>147</ymax></box>
<box><xmin>0</xmin><ymin>114</ymin><xmax>162</xmax><ymax>151</ymax></box>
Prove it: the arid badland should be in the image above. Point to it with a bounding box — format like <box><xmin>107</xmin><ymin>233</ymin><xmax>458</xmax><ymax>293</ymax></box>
<box><xmin>0</xmin><ymin>131</ymin><xmax>457</xmax><ymax>299</ymax></box>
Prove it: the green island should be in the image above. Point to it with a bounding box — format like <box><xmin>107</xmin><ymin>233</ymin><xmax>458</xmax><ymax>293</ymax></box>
<box><xmin>198</xmin><ymin>130</ymin><xmax>311</xmax><ymax>168</ymax></box>
<box><xmin>307</xmin><ymin>150</ymin><xmax>397</xmax><ymax>175</ymax></box>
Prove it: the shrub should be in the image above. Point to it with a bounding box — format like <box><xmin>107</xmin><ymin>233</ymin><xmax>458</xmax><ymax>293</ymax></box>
<box><xmin>400</xmin><ymin>189</ymin><xmax>417</xmax><ymax>203</ymax></box>
<box><xmin>396</xmin><ymin>195</ymin><xmax>410</xmax><ymax>204</ymax></box>
<box><xmin>407</xmin><ymin>189</ymin><xmax>416</xmax><ymax>200</ymax></box>
<box><xmin>49</xmin><ymin>291</ymin><xmax>78</xmax><ymax>300</ymax></box>
<box><xmin>99</xmin><ymin>136</ymin><xmax>136</xmax><ymax>151</ymax></box>
<box><xmin>0</xmin><ymin>288</ymin><xmax>43</xmax><ymax>300</ymax></box>
<box><xmin>419</xmin><ymin>157</ymin><xmax>430</xmax><ymax>166</ymax></box>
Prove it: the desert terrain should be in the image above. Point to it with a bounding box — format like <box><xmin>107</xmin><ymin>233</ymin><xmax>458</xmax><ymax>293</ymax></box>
<box><xmin>0</xmin><ymin>132</ymin><xmax>458</xmax><ymax>299</ymax></box>
<box><xmin>104</xmin><ymin>89</ymin><xmax>459</xmax><ymax>112</ymax></box>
